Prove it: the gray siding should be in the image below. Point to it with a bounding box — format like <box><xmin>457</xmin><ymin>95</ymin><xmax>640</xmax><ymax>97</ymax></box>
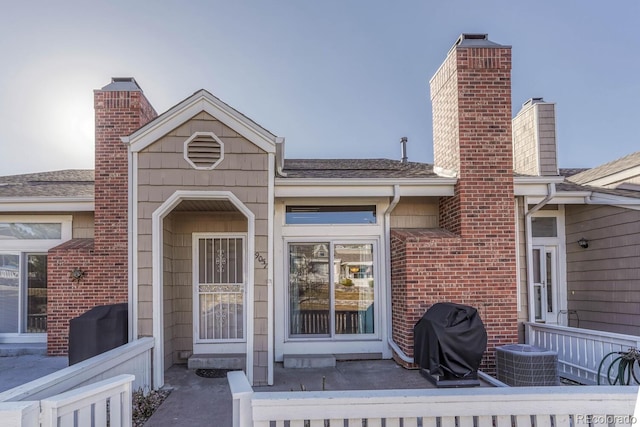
<box><xmin>390</xmin><ymin>197</ymin><xmax>438</xmax><ymax>228</ymax></box>
<box><xmin>136</xmin><ymin>111</ymin><xmax>270</xmax><ymax>384</ymax></box>
<box><xmin>512</xmin><ymin>101</ymin><xmax>558</xmax><ymax>176</ymax></box>
<box><xmin>72</xmin><ymin>212</ymin><xmax>94</xmax><ymax>238</ymax></box>
<box><xmin>565</xmin><ymin>205</ymin><xmax>640</xmax><ymax>335</ymax></box>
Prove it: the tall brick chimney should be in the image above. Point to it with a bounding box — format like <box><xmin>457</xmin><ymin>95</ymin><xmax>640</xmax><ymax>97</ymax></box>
<box><xmin>46</xmin><ymin>78</ymin><xmax>157</xmax><ymax>355</ymax></box>
<box><xmin>94</xmin><ymin>78</ymin><xmax>157</xmax><ymax>254</ymax></box>
<box><xmin>431</xmin><ymin>34</ymin><xmax>515</xmax><ymax>235</ymax></box>
<box><xmin>389</xmin><ymin>34</ymin><xmax>518</xmax><ymax>373</ymax></box>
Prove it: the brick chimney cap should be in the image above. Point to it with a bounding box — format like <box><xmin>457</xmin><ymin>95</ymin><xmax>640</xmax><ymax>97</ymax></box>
<box><xmin>450</xmin><ymin>33</ymin><xmax>508</xmax><ymax>52</ymax></box>
<box><xmin>101</xmin><ymin>77</ymin><xmax>143</xmax><ymax>92</ymax></box>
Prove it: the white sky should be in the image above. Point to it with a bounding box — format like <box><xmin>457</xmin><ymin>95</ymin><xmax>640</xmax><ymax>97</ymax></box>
<box><xmin>0</xmin><ymin>1</ymin><xmax>638</xmax><ymax>176</ymax></box>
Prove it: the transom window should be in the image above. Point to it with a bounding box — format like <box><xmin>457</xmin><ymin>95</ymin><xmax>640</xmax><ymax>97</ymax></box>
<box><xmin>0</xmin><ymin>223</ymin><xmax>62</xmax><ymax>240</ymax></box>
<box><xmin>286</xmin><ymin>206</ymin><xmax>376</xmax><ymax>225</ymax></box>
<box><xmin>531</xmin><ymin>217</ymin><xmax>557</xmax><ymax>237</ymax></box>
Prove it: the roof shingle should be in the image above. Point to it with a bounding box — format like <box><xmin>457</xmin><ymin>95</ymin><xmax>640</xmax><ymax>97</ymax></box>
<box><xmin>0</xmin><ymin>170</ymin><xmax>94</xmax><ymax>198</ymax></box>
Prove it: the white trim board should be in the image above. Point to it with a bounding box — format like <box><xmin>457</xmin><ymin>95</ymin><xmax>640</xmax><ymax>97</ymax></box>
<box><xmin>125</xmin><ymin>91</ymin><xmax>277</xmax><ymax>155</ymax></box>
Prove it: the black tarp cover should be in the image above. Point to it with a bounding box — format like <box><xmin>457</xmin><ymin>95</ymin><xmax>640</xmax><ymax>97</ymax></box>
<box><xmin>413</xmin><ymin>302</ymin><xmax>487</xmax><ymax>378</ymax></box>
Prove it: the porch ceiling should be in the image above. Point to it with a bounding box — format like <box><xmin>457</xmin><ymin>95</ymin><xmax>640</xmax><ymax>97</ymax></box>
<box><xmin>173</xmin><ymin>199</ymin><xmax>239</xmax><ymax>212</ymax></box>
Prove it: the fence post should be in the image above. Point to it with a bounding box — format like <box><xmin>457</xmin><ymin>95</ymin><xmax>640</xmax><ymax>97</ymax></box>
<box><xmin>0</xmin><ymin>401</ymin><xmax>40</xmax><ymax>426</ymax></box>
<box><xmin>228</xmin><ymin>371</ymin><xmax>254</xmax><ymax>427</ymax></box>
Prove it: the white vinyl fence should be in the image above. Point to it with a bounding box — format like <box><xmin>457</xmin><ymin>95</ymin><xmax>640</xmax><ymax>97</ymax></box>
<box><xmin>0</xmin><ymin>374</ymin><xmax>134</xmax><ymax>427</ymax></box>
<box><xmin>0</xmin><ymin>337</ymin><xmax>153</xmax><ymax>403</ymax></box>
<box><xmin>0</xmin><ymin>337</ymin><xmax>153</xmax><ymax>426</ymax></box>
<box><xmin>228</xmin><ymin>371</ymin><xmax>640</xmax><ymax>427</ymax></box>
<box><xmin>526</xmin><ymin>323</ymin><xmax>640</xmax><ymax>385</ymax></box>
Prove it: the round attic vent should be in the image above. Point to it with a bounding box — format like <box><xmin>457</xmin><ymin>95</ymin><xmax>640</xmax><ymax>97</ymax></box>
<box><xmin>184</xmin><ymin>132</ymin><xmax>224</xmax><ymax>170</ymax></box>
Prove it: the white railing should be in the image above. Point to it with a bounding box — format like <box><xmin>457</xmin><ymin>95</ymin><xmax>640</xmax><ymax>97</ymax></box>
<box><xmin>526</xmin><ymin>323</ymin><xmax>640</xmax><ymax>385</ymax></box>
<box><xmin>0</xmin><ymin>337</ymin><xmax>154</xmax><ymax>403</ymax></box>
<box><xmin>0</xmin><ymin>374</ymin><xmax>134</xmax><ymax>427</ymax></box>
<box><xmin>228</xmin><ymin>371</ymin><xmax>639</xmax><ymax>427</ymax></box>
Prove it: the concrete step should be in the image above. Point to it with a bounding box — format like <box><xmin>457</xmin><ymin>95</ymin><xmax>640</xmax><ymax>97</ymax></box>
<box><xmin>283</xmin><ymin>354</ymin><xmax>336</xmax><ymax>369</ymax></box>
<box><xmin>0</xmin><ymin>343</ymin><xmax>47</xmax><ymax>357</ymax></box>
<box><xmin>188</xmin><ymin>353</ymin><xmax>245</xmax><ymax>370</ymax></box>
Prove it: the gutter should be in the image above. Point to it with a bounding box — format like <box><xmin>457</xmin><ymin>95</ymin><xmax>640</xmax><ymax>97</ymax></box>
<box><xmin>383</xmin><ymin>185</ymin><xmax>415</xmax><ymax>364</ymax></box>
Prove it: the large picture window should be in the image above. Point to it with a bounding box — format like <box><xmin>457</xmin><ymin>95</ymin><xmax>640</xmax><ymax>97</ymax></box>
<box><xmin>288</xmin><ymin>242</ymin><xmax>375</xmax><ymax>338</ymax></box>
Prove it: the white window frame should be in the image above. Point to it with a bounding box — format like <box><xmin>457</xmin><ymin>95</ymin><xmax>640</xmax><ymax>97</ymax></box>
<box><xmin>0</xmin><ymin>215</ymin><xmax>72</xmax><ymax>251</ymax></box>
<box><xmin>526</xmin><ymin>207</ymin><xmax>567</xmax><ymax>325</ymax></box>
<box><xmin>0</xmin><ymin>215</ymin><xmax>71</xmax><ymax>343</ymax></box>
<box><xmin>285</xmin><ymin>238</ymin><xmax>380</xmax><ymax>341</ymax></box>
<box><xmin>274</xmin><ymin>198</ymin><xmax>389</xmax><ymax>359</ymax></box>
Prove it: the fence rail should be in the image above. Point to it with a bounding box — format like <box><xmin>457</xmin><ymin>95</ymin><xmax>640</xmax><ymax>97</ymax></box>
<box><xmin>228</xmin><ymin>371</ymin><xmax>639</xmax><ymax>427</ymax></box>
<box><xmin>526</xmin><ymin>323</ymin><xmax>640</xmax><ymax>385</ymax></box>
<box><xmin>0</xmin><ymin>337</ymin><xmax>154</xmax><ymax>403</ymax></box>
<box><xmin>41</xmin><ymin>374</ymin><xmax>134</xmax><ymax>427</ymax></box>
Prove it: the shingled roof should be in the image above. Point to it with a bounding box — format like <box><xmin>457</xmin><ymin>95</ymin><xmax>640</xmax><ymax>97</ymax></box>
<box><xmin>0</xmin><ymin>170</ymin><xmax>94</xmax><ymax>198</ymax></box>
<box><xmin>568</xmin><ymin>151</ymin><xmax>640</xmax><ymax>185</ymax></box>
<box><xmin>556</xmin><ymin>180</ymin><xmax>640</xmax><ymax>199</ymax></box>
<box><xmin>281</xmin><ymin>159</ymin><xmax>439</xmax><ymax>179</ymax></box>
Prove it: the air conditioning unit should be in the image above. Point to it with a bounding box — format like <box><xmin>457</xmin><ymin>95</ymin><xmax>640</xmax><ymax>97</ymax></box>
<box><xmin>496</xmin><ymin>344</ymin><xmax>559</xmax><ymax>386</ymax></box>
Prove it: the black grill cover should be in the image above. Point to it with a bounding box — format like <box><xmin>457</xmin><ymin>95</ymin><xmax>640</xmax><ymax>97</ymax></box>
<box><xmin>413</xmin><ymin>302</ymin><xmax>487</xmax><ymax>379</ymax></box>
<box><xmin>68</xmin><ymin>303</ymin><xmax>128</xmax><ymax>365</ymax></box>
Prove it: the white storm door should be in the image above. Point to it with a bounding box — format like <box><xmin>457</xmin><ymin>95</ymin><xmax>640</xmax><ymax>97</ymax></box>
<box><xmin>532</xmin><ymin>246</ymin><xmax>558</xmax><ymax>323</ymax></box>
<box><xmin>193</xmin><ymin>234</ymin><xmax>246</xmax><ymax>354</ymax></box>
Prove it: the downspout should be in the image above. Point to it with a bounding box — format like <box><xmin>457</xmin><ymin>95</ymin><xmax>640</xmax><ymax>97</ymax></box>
<box><xmin>526</xmin><ymin>183</ymin><xmax>556</xmax><ymax>216</ymax></box>
<box><xmin>524</xmin><ymin>182</ymin><xmax>556</xmax><ymax>323</ymax></box>
<box><xmin>384</xmin><ymin>185</ymin><xmax>414</xmax><ymax>364</ymax></box>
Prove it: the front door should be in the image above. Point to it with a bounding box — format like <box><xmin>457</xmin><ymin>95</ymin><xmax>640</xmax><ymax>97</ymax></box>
<box><xmin>192</xmin><ymin>233</ymin><xmax>246</xmax><ymax>354</ymax></box>
<box><xmin>532</xmin><ymin>245</ymin><xmax>559</xmax><ymax>323</ymax></box>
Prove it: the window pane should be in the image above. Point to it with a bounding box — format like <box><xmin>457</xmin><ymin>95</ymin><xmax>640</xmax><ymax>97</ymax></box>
<box><xmin>26</xmin><ymin>254</ymin><xmax>47</xmax><ymax>333</ymax></box>
<box><xmin>286</xmin><ymin>206</ymin><xmax>376</xmax><ymax>225</ymax></box>
<box><xmin>531</xmin><ymin>217</ymin><xmax>557</xmax><ymax>237</ymax></box>
<box><xmin>334</xmin><ymin>244</ymin><xmax>374</xmax><ymax>335</ymax></box>
<box><xmin>532</xmin><ymin>249</ymin><xmax>541</xmax><ymax>284</ymax></box>
<box><xmin>289</xmin><ymin>243</ymin><xmax>330</xmax><ymax>336</ymax></box>
<box><xmin>0</xmin><ymin>254</ymin><xmax>19</xmax><ymax>333</ymax></box>
<box><xmin>0</xmin><ymin>223</ymin><xmax>62</xmax><ymax>240</ymax></box>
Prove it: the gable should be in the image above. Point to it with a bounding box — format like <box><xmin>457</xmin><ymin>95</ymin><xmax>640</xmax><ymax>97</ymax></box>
<box><xmin>123</xmin><ymin>90</ymin><xmax>277</xmax><ymax>154</ymax></box>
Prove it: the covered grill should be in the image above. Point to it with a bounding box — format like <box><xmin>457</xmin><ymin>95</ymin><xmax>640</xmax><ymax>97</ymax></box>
<box><xmin>413</xmin><ymin>302</ymin><xmax>487</xmax><ymax>387</ymax></box>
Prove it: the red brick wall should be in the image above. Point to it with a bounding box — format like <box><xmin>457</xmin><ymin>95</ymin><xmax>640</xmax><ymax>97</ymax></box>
<box><xmin>47</xmin><ymin>85</ymin><xmax>157</xmax><ymax>355</ymax></box>
<box><xmin>391</xmin><ymin>37</ymin><xmax>517</xmax><ymax>373</ymax></box>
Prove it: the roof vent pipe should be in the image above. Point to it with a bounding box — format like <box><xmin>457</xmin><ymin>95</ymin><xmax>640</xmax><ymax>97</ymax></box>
<box><xmin>400</xmin><ymin>137</ymin><xmax>408</xmax><ymax>163</ymax></box>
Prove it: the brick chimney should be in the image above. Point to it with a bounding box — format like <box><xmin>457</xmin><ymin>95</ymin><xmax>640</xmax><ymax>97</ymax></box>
<box><xmin>389</xmin><ymin>35</ymin><xmax>518</xmax><ymax>373</ymax></box>
<box><xmin>94</xmin><ymin>78</ymin><xmax>157</xmax><ymax>254</ymax></box>
<box><xmin>431</xmin><ymin>33</ymin><xmax>515</xmax><ymax>235</ymax></box>
<box><xmin>512</xmin><ymin>98</ymin><xmax>559</xmax><ymax>176</ymax></box>
<box><xmin>47</xmin><ymin>78</ymin><xmax>157</xmax><ymax>355</ymax></box>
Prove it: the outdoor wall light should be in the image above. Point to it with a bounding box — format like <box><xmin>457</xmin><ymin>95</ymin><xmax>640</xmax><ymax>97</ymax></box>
<box><xmin>578</xmin><ymin>238</ymin><xmax>589</xmax><ymax>249</ymax></box>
